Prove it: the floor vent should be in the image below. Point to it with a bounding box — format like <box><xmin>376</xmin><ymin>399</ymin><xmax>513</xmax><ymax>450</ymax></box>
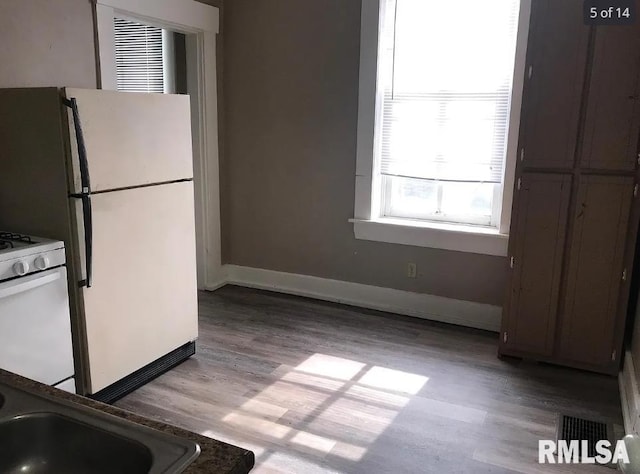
<box><xmin>556</xmin><ymin>414</ymin><xmax>614</xmax><ymax>464</ymax></box>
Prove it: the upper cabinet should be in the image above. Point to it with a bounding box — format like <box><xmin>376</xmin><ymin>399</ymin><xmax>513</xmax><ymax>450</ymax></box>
<box><xmin>580</xmin><ymin>24</ymin><xmax>640</xmax><ymax>171</ymax></box>
<box><xmin>521</xmin><ymin>0</ymin><xmax>590</xmax><ymax>169</ymax></box>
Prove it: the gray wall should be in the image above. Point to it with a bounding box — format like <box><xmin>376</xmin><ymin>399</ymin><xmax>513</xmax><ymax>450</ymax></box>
<box><xmin>222</xmin><ymin>0</ymin><xmax>508</xmax><ymax>306</ymax></box>
<box><xmin>0</xmin><ymin>0</ymin><xmax>97</xmax><ymax>88</ymax></box>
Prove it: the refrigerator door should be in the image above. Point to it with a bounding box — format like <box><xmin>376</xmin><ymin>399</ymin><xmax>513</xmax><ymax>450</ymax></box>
<box><xmin>64</xmin><ymin>88</ymin><xmax>193</xmax><ymax>193</ymax></box>
<box><xmin>77</xmin><ymin>181</ymin><xmax>198</xmax><ymax>394</ymax></box>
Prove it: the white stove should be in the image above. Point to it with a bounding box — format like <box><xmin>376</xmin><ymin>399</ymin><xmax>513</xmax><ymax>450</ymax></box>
<box><xmin>0</xmin><ymin>231</ymin><xmax>75</xmax><ymax>393</ymax></box>
<box><xmin>0</xmin><ymin>232</ymin><xmax>66</xmax><ymax>282</ymax></box>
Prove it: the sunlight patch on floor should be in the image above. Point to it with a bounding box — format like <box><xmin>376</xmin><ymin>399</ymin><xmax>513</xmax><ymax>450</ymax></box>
<box><xmin>280</xmin><ymin>369</ymin><xmax>349</xmax><ymax>391</ymax></box>
<box><xmin>290</xmin><ymin>430</ymin><xmax>337</xmax><ymax>453</ymax></box>
<box><xmin>295</xmin><ymin>354</ymin><xmax>366</xmax><ymax>380</ymax></box>
<box><xmin>329</xmin><ymin>441</ymin><xmax>369</xmax><ymax>461</ymax></box>
<box><xmin>221</xmin><ymin>413</ymin><xmax>292</xmax><ymax>439</ymax></box>
<box><xmin>358</xmin><ymin>365</ymin><xmax>428</xmax><ymax>395</ymax></box>
<box><xmin>219</xmin><ymin>352</ymin><xmax>431</xmax><ymax>469</ymax></box>
<box><xmin>235</xmin><ymin>398</ymin><xmax>289</xmax><ymax>420</ymax></box>
<box><xmin>257</xmin><ymin>451</ymin><xmax>343</xmax><ymax>474</ymax></box>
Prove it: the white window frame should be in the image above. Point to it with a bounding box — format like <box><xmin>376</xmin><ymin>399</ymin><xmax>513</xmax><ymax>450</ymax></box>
<box><xmin>352</xmin><ymin>0</ymin><xmax>531</xmax><ymax>257</ymax></box>
<box><xmin>95</xmin><ymin>0</ymin><xmax>224</xmax><ymax>288</ymax></box>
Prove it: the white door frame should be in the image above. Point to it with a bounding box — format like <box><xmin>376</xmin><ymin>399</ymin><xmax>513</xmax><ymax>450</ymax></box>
<box><xmin>94</xmin><ymin>0</ymin><xmax>224</xmax><ymax>290</ymax></box>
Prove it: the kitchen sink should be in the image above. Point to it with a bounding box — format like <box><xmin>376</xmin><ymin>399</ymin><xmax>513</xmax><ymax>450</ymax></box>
<box><xmin>0</xmin><ymin>413</ymin><xmax>153</xmax><ymax>473</ymax></box>
<box><xmin>0</xmin><ymin>384</ymin><xmax>199</xmax><ymax>474</ymax></box>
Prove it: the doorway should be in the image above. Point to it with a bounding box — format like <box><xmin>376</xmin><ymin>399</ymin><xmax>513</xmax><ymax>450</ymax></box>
<box><xmin>94</xmin><ymin>0</ymin><xmax>223</xmax><ymax>290</ymax></box>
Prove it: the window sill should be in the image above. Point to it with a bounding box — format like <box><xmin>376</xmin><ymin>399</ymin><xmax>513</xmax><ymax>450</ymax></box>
<box><xmin>350</xmin><ymin>218</ymin><xmax>509</xmax><ymax>256</ymax></box>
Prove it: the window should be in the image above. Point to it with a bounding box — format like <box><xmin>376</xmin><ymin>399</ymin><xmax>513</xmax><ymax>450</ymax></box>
<box><xmin>353</xmin><ymin>0</ymin><xmax>530</xmax><ymax>255</ymax></box>
<box><xmin>113</xmin><ymin>17</ymin><xmax>175</xmax><ymax>93</ymax></box>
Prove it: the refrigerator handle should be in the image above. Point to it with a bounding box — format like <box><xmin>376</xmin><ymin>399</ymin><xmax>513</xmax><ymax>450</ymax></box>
<box><xmin>63</xmin><ymin>97</ymin><xmax>93</xmax><ymax>288</ymax></box>
<box><xmin>63</xmin><ymin>97</ymin><xmax>91</xmax><ymax>193</ymax></box>
<box><xmin>79</xmin><ymin>194</ymin><xmax>93</xmax><ymax>288</ymax></box>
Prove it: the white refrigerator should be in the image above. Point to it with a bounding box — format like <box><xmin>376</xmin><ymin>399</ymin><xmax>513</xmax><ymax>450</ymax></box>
<box><xmin>0</xmin><ymin>87</ymin><xmax>199</xmax><ymax>401</ymax></box>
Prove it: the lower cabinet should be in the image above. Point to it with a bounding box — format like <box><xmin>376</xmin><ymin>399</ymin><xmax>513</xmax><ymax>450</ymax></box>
<box><xmin>500</xmin><ymin>174</ymin><xmax>635</xmax><ymax>374</ymax></box>
<box><xmin>558</xmin><ymin>176</ymin><xmax>634</xmax><ymax>369</ymax></box>
<box><xmin>502</xmin><ymin>173</ymin><xmax>571</xmax><ymax>356</ymax></box>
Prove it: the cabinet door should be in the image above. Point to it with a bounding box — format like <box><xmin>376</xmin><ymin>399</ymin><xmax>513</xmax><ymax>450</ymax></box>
<box><xmin>503</xmin><ymin>174</ymin><xmax>572</xmax><ymax>356</ymax></box>
<box><xmin>580</xmin><ymin>21</ymin><xmax>640</xmax><ymax>171</ymax></box>
<box><xmin>559</xmin><ymin>176</ymin><xmax>634</xmax><ymax>367</ymax></box>
<box><xmin>521</xmin><ymin>0</ymin><xmax>589</xmax><ymax>169</ymax></box>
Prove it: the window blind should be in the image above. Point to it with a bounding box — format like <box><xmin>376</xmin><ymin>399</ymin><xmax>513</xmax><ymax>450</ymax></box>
<box><xmin>378</xmin><ymin>0</ymin><xmax>520</xmax><ymax>184</ymax></box>
<box><xmin>114</xmin><ymin>18</ymin><xmax>164</xmax><ymax>93</ymax></box>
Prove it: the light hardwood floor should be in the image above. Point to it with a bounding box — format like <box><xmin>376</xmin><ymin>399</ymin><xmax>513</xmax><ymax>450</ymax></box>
<box><xmin>116</xmin><ymin>286</ymin><xmax>623</xmax><ymax>473</ymax></box>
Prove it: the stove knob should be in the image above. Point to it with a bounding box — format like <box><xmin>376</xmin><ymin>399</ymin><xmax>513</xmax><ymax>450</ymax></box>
<box><xmin>13</xmin><ymin>261</ymin><xmax>29</xmax><ymax>276</ymax></box>
<box><xmin>34</xmin><ymin>256</ymin><xmax>50</xmax><ymax>270</ymax></box>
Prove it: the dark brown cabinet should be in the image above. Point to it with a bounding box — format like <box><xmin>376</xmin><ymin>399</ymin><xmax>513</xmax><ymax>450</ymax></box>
<box><xmin>521</xmin><ymin>0</ymin><xmax>589</xmax><ymax>170</ymax></box>
<box><xmin>499</xmin><ymin>0</ymin><xmax>640</xmax><ymax>374</ymax></box>
<box><xmin>559</xmin><ymin>176</ymin><xmax>634</xmax><ymax>368</ymax></box>
<box><xmin>505</xmin><ymin>174</ymin><xmax>571</xmax><ymax>356</ymax></box>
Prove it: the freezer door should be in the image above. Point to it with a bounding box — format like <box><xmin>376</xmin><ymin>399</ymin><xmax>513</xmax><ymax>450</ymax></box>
<box><xmin>78</xmin><ymin>181</ymin><xmax>198</xmax><ymax>393</ymax></box>
<box><xmin>64</xmin><ymin>88</ymin><xmax>193</xmax><ymax>193</ymax></box>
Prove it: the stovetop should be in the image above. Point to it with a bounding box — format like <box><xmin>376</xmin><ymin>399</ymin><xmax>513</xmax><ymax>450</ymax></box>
<box><xmin>0</xmin><ymin>232</ymin><xmax>38</xmax><ymax>250</ymax></box>
<box><xmin>0</xmin><ymin>231</ymin><xmax>64</xmax><ymax>262</ymax></box>
<box><xmin>0</xmin><ymin>231</ymin><xmax>66</xmax><ymax>281</ymax></box>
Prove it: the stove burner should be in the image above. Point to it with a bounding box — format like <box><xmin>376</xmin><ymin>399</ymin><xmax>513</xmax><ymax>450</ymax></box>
<box><xmin>0</xmin><ymin>232</ymin><xmax>35</xmax><ymax>244</ymax></box>
<box><xmin>0</xmin><ymin>240</ymin><xmax>14</xmax><ymax>250</ymax></box>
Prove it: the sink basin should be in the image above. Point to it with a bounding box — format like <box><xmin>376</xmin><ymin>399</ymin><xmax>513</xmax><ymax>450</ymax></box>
<box><xmin>0</xmin><ymin>383</ymin><xmax>199</xmax><ymax>473</ymax></box>
<box><xmin>0</xmin><ymin>413</ymin><xmax>152</xmax><ymax>474</ymax></box>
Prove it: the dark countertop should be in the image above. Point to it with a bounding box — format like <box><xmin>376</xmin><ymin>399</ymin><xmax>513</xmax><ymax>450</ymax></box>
<box><xmin>0</xmin><ymin>369</ymin><xmax>254</xmax><ymax>474</ymax></box>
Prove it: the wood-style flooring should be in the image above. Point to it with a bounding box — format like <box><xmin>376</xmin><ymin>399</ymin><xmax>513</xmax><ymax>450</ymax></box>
<box><xmin>116</xmin><ymin>286</ymin><xmax>623</xmax><ymax>473</ymax></box>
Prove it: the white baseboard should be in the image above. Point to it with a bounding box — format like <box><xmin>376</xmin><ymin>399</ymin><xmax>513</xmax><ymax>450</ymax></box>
<box><xmin>203</xmin><ymin>279</ymin><xmax>227</xmax><ymax>292</ymax></box>
<box><xmin>222</xmin><ymin>264</ymin><xmax>501</xmax><ymax>332</ymax></box>
<box><xmin>620</xmin><ymin>350</ymin><xmax>640</xmax><ymax>435</ymax></box>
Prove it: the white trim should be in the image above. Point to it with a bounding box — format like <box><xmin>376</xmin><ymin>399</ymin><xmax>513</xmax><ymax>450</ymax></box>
<box><xmin>222</xmin><ymin>265</ymin><xmax>502</xmax><ymax>332</ymax></box>
<box><xmin>205</xmin><ymin>279</ymin><xmax>228</xmax><ymax>292</ymax></box>
<box><xmin>351</xmin><ymin>218</ymin><xmax>509</xmax><ymax>257</ymax></box>
<box><xmin>95</xmin><ymin>4</ymin><xmax>117</xmax><ymax>90</ymax></box>
<box><xmin>162</xmin><ymin>29</ymin><xmax>176</xmax><ymax>94</ymax></box>
<box><xmin>354</xmin><ymin>0</ymin><xmax>381</xmax><ymax>221</ymax></box>
<box><xmin>499</xmin><ymin>0</ymin><xmax>532</xmax><ymax>234</ymax></box>
<box><xmin>94</xmin><ymin>0</ymin><xmax>223</xmax><ymax>289</ymax></box>
<box><xmin>355</xmin><ymin>0</ymin><xmax>380</xmax><ymax>180</ymax></box>
<box><xmin>95</xmin><ymin>0</ymin><xmax>219</xmax><ymax>34</ymax></box>
<box><xmin>197</xmin><ymin>30</ymin><xmax>223</xmax><ymax>289</ymax></box>
<box><xmin>620</xmin><ymin>350</ymin><xmax>640</xmax><ymax>434</ymax></box>
<box><xmin>353</xmin><ymin>0</ymin><xmax>532</xmax><ymax>251</ymax></box>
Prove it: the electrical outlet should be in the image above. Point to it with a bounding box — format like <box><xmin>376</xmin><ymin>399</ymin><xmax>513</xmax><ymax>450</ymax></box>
<box><xmin>407</xmin><ymin>263</ymin><xmax>417</xmax><ymax>278</ymax></box>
